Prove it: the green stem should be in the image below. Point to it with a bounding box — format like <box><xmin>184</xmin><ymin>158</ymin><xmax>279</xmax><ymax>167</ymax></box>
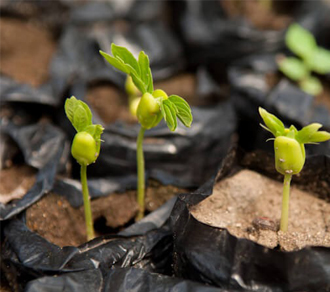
<box><xmin>280</xmin><ymin>174</ymin><xmax>292</xmax><ymax>232</ymax></box>
<box><xmin>136</xmin><ymin>127</ymin><xmax>146</xmax><ymax>221</ymax></box>
<box><xmin>81</xmin><ymin>164</ymin><xmax>95</xmax><ymax>241</ymax></box>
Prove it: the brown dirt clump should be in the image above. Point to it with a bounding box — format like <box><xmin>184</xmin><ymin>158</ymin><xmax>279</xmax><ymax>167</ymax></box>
<box><xmin>154</xmin><ymin>74</ymin><xmax>197</xmax><ymax>105</ymax></box>
<box><xmin>221</xmin><ymin>0</ymin><xmax>292</xmax><ymax>31</ymax></box>
<box><xmin>0</xmin><ymin>165</ymin><xmax>37</xmax><ymax>204</ymax></box>
<box><xmin>26</xmin><ymin>180</ymin><xmax>186</xmax><ymax>247</ymax></box>
<box><xmin>191</xmin><ymin>169</ymin><xmax>330</xmax><ymax>251</ymax></box>
<box><xmin>86</xmin><ymin>84</ymin><xmax>137</xmax><ymax>125</ymax></box>
<box><xmin>0</xmin><ymin>18</ymin><xmax>56</xmax><ymax>87</ymax></box>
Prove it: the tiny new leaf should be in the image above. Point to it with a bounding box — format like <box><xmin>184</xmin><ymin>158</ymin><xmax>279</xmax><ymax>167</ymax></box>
<box><xmin>160</xmin><ymin>99</ymin><xmax>178</xmax><ymax>131</ymax></box>
<box><xmin>111</xmin><ymin>43</ymin><xmax>140</xmax><ymax>75</ymax></box>
<box><xmin>168</xmin><ymin>95</ymin><xmax>193</xmax><ymax>128</ymax></box>
<box><xmin>160</xmin><ymin>96</ymin><xmax>193</xmax><ymax>131</ymax></box>
<box><xmin>138</xmin><ymin>51</ymin><xmax>153</xmax><ymax>93</ymax></box>
<box><xmin>100</xmin><ymin>44</ymin><xmax>153</xmax><ymax>95</ymax></box>
<box><xmin>259</xmin><ymin>107</ymin><xmax>285</xmax><ymax>137</ymax></box>
<box><xmin>65</xmin><ymin>96</ymin><xmax>92</xmax><ymax>132</ymax></box>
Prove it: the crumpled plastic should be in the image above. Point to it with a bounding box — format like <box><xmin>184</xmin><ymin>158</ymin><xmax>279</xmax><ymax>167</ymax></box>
<box><xmin>0</xmin><ymin>122</ymin><xmax>67</xmax><ymax>220</ymax></box>
<box><xmin>1</xmin><ymin>197</ymin><xmax>173</xmax><ymax>291</ymax></box>
<box><xmin>172</xmin><ymin>0</ymin><xmax>330</xmax><ymax>69</ymax></box>
<box><xmin>25</xmin><ymin>267</ymin><xmax>248</xmax><ymax>292</ymax></box>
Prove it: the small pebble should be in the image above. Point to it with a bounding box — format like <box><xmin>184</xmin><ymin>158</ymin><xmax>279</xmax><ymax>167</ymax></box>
<box><xmin>252</xmin><ymin>217</ymin><xmax>278</xmax><ymax>232</ymax></box>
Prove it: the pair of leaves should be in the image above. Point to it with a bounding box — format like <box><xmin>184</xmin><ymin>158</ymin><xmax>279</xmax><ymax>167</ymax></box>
<box><xmin>285</xmin><ymin>24</ymin><xmax>330</xmax><ymax>73</ymax></box>
<box><xmin>296</xmin><ymin>123</ymin><xmax>330</xmax><ymax>144</ymax></box>
<box><xmin>278</xmin><ymin>55</ymin><xmax>323</xmax><ymax>95</ymax></box>
<box><xmin>100</xmin><ymin>44</ymin><xmax>153</xmax><ymax>95</ymax></box>
<box><xmin>259</xmin><ymin>107</ymin><xmax>330</xmax><ymax>144</ymax></box>
<box><xmin>65</xmin><ymin>96</ymin><xmax>104</xmax><ymax>151</ymax></box>
<box><xmin>279</xmin><ymin>23</ymin><xmax>330</xmax><ymax>96</ymax></box>
<box><xmin>160</xmin><ymin>95</ymin><xmax>192</xmax><ymax>131</ymax></box>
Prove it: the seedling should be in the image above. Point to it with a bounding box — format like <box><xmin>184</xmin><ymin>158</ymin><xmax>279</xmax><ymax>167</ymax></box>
<box><xmin>259</xmin><ymin>107</ymin><xmax>330</xmax><ymax>232</ymax></box>
<box><xmin>277</xmin><ymin>23</ymin><xmax>330</xmax><ymax>96</ymax></box>
<box><xmin>65</xmin><ymin>96</ymin><xmax>104</xmax><ymax>240</ymax></box>
<box><xmin>100</xmin><ymin>44</ymin><xmax>193</xmax><ymax>220</ymax></box>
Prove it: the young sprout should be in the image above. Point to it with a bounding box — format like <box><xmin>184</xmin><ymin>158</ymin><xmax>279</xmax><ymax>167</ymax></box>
<box><xmin>125</xmin><ymin>76</ymin><xmax>141</xmax><ymax>118</ymax></box>
<box><xmin>259</xmin><ymin>107</ymin><xmax>330</xmax><ymax>232</ymax></box>
<box><xmin>100</xmin><ymin>44</ymin><xmax>193</xmax><ymax>220</ymax></box>
<box><xmin>277</xmin><ymin>23</ymin><xmax>330</xmax><ymax>96</ymax></box>
<box><xmin>65</xmin><ymin>96</ymin><xmax>104</xmax><ymax>240</ymax></box>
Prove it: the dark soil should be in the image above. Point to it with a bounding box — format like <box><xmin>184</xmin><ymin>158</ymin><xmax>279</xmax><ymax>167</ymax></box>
<box><xmin>26</xmin><ymin>179</ymin><xmax>186</xmax><ymax>247</ymax></box>
<box><xmin>220</xmin><ymin>0</ymin><xmax>292</xmax><ymax>30</ymax></box>
<box><xmin>191</xmin><ymin>169</ymin><xmax>330</xmax><ymax>251</ymax></box>
<box><xmin>0</xmin><ymin>165</ymin><xmax>37</xmax><ymax>205</ymax></box>
<box><xmin>0</xmin><ymin>18</ymin><xmax>56</xmax><ymax>87</ymax></box>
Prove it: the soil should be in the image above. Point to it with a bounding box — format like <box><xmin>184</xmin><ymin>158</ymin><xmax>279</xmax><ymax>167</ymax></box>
<box><xmin>0</xmin><ymin>18</ymin><xmax>56</xmax><ymax>87</ymax></box>
<box><xmin>190</xmin><ymin>169</ymin><xmax>330</xmax><ymax>251</ymax></box>
<box><xmin>86</xmin><ymin>84</ymin><xmax>137</xmax><ymax>125</ymax></box>
<box><xmin>87</xmin><ymin>73</ymin><xmax>203</xmax><ymax>125</ymax></box>
<box><xmin>154</xmin><ymin>74</ymin><xmax>197</xmax><ymax>106</ymax></box>
<box><xmin>220</xmin><ymin>0</ymin><xmax>292</xmax><ymax>30</ymax></box>
<box><xmin>0</xmin><ymin>165</ymin><xmax>37</xmax><ymax>205</ymax></box>
<box><xmin>26</xmin><ymin>179</ymin><xmax>186</xmax><ymax>247</ymax></box>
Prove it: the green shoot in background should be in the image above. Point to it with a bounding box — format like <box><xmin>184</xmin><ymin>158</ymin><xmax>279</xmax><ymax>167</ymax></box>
<box><xmin>65</xmin><ymin>96</ymin><xmax>104</xmax><ymax>240</ymax></box>
<box><xmin>259</xmin><ymin>107</ymin><xmax>330</xmax><ymax>232</ymax></box>
<box><xmin>277</xmin><ymin>23</ymin><xmax>330</xmax><ymax>96</ymax></box>
<box><xmin>100</xmin><ymin>44</ymin><xmax>193</xmax><ymax>220</ymax></box>
<box><xmin>125</xmin><ymin>76</ymin><xmax>141</xmax><ymax>118</ymax></box>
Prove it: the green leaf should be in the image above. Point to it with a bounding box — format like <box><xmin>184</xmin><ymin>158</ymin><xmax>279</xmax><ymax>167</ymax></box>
<box><xmin>259</xmin><ymin>107</ymin><xmax>285</xmax><ymax>137</ymax></box>
<box><xmin>296</xmin><ymin>123</ymin><xmax>322</xmax><ymax>143</ymax></box>
<box><xmin>138</xmin><ymin>51</ymin><xmax>153</xmax><ymax>93</ymax></box>
<box><xmin>299</xmin><ymin>76</ymin><xmax>323</xmax><ymax>96</ymax></box>
<box><xmin>111</xmin><ymin>43</ymin><xmax>140</xmax><ymax>75</ymax></box>
<box><xmin>100</xmin><ymin>45</ymin><xmax>151</xmax><ymax>95</ymax></box>
<box><xmin>168</xmin><ymin>95</ymin><xmax>193</xmax><ymax>127</ymax></box>
<box><xmin>130</xmin><ymin>70</ymin><xmax>147</xmax><ymax>94</ymax></box>
<box><xmin>308</xmin><ymin>131</ymin><xmax>330</xmax><ymax>143</ymax></box>
<box><xmin>64</xmin><ymin>96</ymin><xmax>79</xmax><ymax>126</ymax></box>
<box><xmin>277</xmin><ymin>57</ymin><xmax>309</xmax><ymax>81</ymax></box>
<box><xmin>99</xmin><ymin>50</ymin><xmax>130</xmax><ymax>74</ymax></box>
<box><xmin>65</xmin><ymin>96</ymin><xmax>92</xmax><ymax>132</ymax></box>
<box><xmin>309</xmin><ymin>47</ymin><xmax>330</xmax><ymax>74</ymax></box>
<box><xmin>73</xmin><ymin>105</ymin><xmax>90</xmax><ymax>132</ymax></box>
<box><xmin>160</xmin><ymin>99</ymin><xmax>177</xmax><ymax>131</ymax></box>
<box><xmin>286</xmin><ymin>23</ymin><xmax>317</xmax><ymax>60</ymax></box>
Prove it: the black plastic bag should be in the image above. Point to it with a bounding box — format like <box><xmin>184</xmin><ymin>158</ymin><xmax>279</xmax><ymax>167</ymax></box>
<box><xmin>0</xmin><ymin>122</ymin><xmax>67</xmax><ymax>220</ymax></box>
<box><xmin>171</xmin><ymin>149</ymin><xmax>330</xmax><ymax>291</ymax></box>
<box><xmin>2</xmin><ymin>198</ymin><xmax>175</xmax><ymax>291</ymax></box>
<box><xmin>171</xmin><ymin>0</ymin><xmax>330</xmax><ymax>69</ymax></box>
<box><xmin>25</xmin><ymin>267</ymin><xmax>250</xmax><ymax>292</ymax></box>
